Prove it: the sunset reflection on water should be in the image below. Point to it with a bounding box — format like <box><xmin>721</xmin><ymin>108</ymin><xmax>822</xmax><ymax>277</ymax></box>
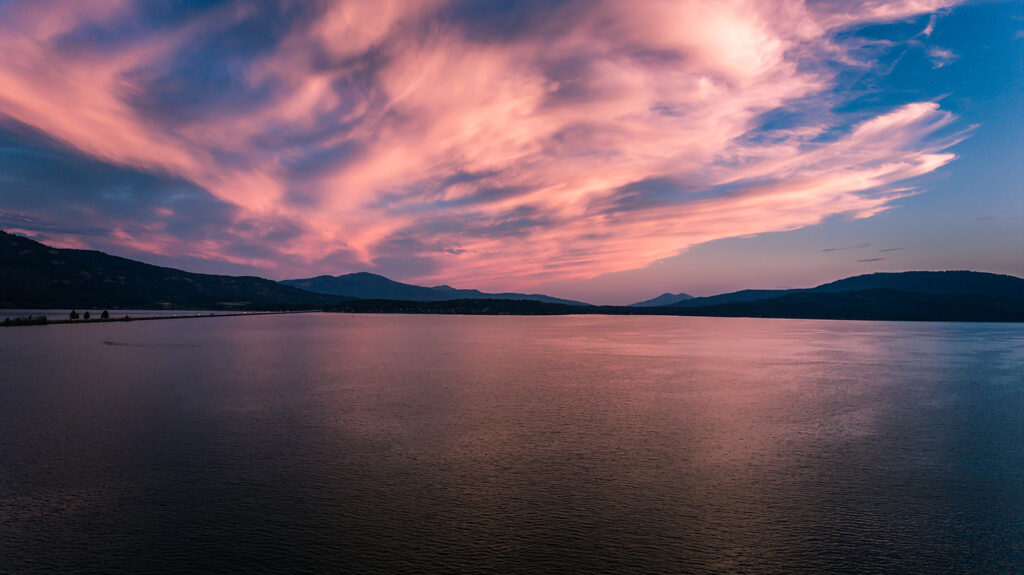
<box><xmin>2</xmin><ymin>315</ymin><xmax>1022</xmax><ymax>573</ymax></box>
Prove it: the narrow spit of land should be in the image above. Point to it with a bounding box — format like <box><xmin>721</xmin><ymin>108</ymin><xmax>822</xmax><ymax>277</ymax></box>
<box><xmin>1</xmin><ymin>310</ymin><xmax>319</xmax><ymax>327</ymax></box>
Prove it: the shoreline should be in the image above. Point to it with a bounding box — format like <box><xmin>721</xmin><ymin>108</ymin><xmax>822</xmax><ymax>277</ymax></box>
<box><xmin>4</xmin><ymin>306</ymin><xmax>1022</xmax><ymax>325</ymax></box>
<box><xmin>1</xmin><ymin>310</ymin><xmax>320</xmax><ymax>327</ymax></box>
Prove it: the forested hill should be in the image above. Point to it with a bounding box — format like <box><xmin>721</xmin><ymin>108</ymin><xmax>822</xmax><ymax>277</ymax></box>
<box><xmin>0</xmin><ymin>231</ymin><xmax>350</xmax><ymax>309</ymax></box>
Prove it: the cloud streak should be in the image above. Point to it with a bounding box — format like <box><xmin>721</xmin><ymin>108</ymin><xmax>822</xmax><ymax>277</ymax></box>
<box><xmin>823</xmin><ymin>243</ymin><xmax>872</xmax><ymax>252</ymax></box>
<box><xmin>0</xmin><ymin>0</ymin><xmax>965</xmax><ymax>288</ymax></box>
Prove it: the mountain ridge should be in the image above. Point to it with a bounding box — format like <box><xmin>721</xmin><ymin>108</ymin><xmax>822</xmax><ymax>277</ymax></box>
<box><xmin>324</xmin><ymin>287</ymin><xmax>1024</xmax><ymax>322</ymax></box>
<box><xmin>630</xmin><ymin>292</ymin><xmax>695</xmax><ymax>307</ymax></box>
<box><xmin>0</xmin><ymin>231</ymin><xmax>350</xmax><ymax>309</ymax></box>
<box><xmin>281</xmin><ymin>272</ymin><xmax>591</xmax><ymax>306</ymax></box>
<box><xmin>3</xmin><ymin>231</ymin><xmax>1022</xmax><ymax>321</ymax></box>
<box><xmin>663</xmin><ymin>271</ymin><xmax>1024</xmax><ymax>308</ymax></box>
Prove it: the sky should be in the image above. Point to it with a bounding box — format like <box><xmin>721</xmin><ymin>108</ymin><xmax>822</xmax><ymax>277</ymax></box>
<box><xmin>0</xmin><ymin>0</ymin><xmax>1020</xmax><ymax>304</ymax></box>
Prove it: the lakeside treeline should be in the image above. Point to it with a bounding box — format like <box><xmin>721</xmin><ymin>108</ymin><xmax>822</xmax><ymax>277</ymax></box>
<box><xmin>2</xmin><ymin>314</ymin><xmax>49</xmax><ymax>326</ymax></box>
<box><xmin>325</xmin><ymin>289</ymin><xmax>1024</xmax><ymax>322</ymax></box>
<box><xmin>1</xmin><ymin>310</ymin><xmax>313</xmax><ymax>327</ymax></box>
<box><xmin>6</xmin><ymin>290</ymin><xmax>1024</xmax><ymax>326</ymax></box>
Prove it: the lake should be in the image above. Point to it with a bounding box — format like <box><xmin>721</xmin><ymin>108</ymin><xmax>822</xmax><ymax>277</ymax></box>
<box><xmin>1</xmin><ymin>314</ymin><xmax>1022</xmax><ymax>573</ymax></box>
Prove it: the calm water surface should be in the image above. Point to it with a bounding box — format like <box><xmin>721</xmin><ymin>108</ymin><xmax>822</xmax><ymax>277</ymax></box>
<box><xmin>1</xmin><ymin>314</ymin><xmax>1022</xmax><ymax>574</ymax></box>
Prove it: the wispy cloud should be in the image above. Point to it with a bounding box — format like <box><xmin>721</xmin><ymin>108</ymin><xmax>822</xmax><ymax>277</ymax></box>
<box><xmin>922</xmin><ymin>15</ymin><xmax>937</xmax><ymax>37</ymax></box>
<box><xmin>0</xmin><ymin>0</ymin><xmax>966</xmax><ymax>287</ymax></box>
<box><xmin>929</xmin><ymin>47</ymin><xmax>957</xmax><ymax>68</ymax></box>
<box><xmin>822</xmin><ymin>243</ymin><xmax>871</xmax><ymax>252</ymax></box>
<box><xmin>857</xmin><ymin>257</ymin><xmax>887</xmax><ymax>263</ymax></box>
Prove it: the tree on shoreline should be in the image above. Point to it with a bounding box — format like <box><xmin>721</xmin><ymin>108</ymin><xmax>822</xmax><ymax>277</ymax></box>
<box><xmin>1</xmin><ymin>315</ymin><xmax>48</xmax><ymax>326</ymax></box>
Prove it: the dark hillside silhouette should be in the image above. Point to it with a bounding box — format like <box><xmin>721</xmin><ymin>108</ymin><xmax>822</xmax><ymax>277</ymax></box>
<box><xmin>0</xmin><ymin>231</ymin><xmax>351</xmax><ymax>309</ymax></box>
<box><xmin>282</xmin><ymin>272</ymin><xmax>590</xmax><ymax>305</ymax></box>
<box><xmin>3</xmin><ymin>231</ymin><xmax>1022</xmax><ymax>321</ymax></box>
<box><xmin>670</xmin><ymin>271</ymin><xmax>1024</xmax><ymax>308</ymax></box>
<box><xmin>630</xmin><ymin>292</ymin><xmax>695</xmax><ymax>307</ymax></box>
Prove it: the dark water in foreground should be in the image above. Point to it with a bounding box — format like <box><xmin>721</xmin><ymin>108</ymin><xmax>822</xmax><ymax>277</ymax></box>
<box><xmin>1</xmin><ymin>314</ymin><xmax>1022</xmax><ymax>574</ymax></box>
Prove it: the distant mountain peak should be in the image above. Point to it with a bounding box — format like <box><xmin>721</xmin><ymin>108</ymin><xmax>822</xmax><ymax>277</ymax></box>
<box><xmin>630</xmin><ymin>291</ymin><xmax>694</xmax><ymax>307</ymax></box>
<box><xmin>281</xmin><ymin>273</ymin><xmax>591</xmax><ymax>306</ymax></box>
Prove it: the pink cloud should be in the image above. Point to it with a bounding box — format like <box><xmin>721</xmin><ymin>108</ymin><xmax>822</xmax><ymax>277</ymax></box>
<box><xmin>0</xmin><ymin>0</ymin><xmax>966</xmax><ymax>288</ymax></box>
